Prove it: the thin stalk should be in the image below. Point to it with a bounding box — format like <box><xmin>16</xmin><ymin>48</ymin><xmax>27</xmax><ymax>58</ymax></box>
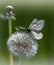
<box><xmin>8</xmin><ymin>17</ymin><xmax>14</xmax><ymax>65</ymax></box>
<box><xmin>18</xmin><ymin>57</ymin><xmax>21</xmax><ymax>65</ymax></box>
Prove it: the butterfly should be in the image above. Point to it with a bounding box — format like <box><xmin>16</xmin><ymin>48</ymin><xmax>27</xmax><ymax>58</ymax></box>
<box><xmin>28</xmin><ymin>19</ymin><xmax>45</xmax><ymax>40</ymax></box>
<box><xmin>15</xmin><ymin>19</ymin><xmax>45</xmax><ymax>40</ymax></box>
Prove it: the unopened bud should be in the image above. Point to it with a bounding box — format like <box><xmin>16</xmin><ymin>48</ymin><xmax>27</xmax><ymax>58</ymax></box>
<box><xmin>5</xmin><ymin>5</ymin><xmax>13</xmax><ymax>16</ymax></box>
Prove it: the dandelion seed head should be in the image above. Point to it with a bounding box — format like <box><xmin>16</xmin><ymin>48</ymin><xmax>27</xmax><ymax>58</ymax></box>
<box><xmin>7</xmin><ymin>32</ymin><xmax>38</xmax><ymax>57</ymax></box>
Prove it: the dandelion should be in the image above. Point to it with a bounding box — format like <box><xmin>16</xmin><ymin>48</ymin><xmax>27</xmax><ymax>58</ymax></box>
<box><xmin>0</xmin><ymin>5</ymin><xmax>16</xmax><ymax>65</ymax></box>
<box><xmin>0</xmin><ymin>5</ymin><xmax>16</xmax><ymax>20</ymax></box>
<box><xmin>7</xmin><ymin>19</ymin><xmax>45</xmax><ymax>65</ymax></box>
<box><xmin>6</xmin><ymin>5</ymin><xmax>13</xmax><ymax>16</ymax></box>
<box><xmin>7</xmin><ymin>32</ymin><xmax>38</xmax><ymax>57</ymax></box>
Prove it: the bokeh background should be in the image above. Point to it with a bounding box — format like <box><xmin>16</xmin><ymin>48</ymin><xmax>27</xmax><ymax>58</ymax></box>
<box><xmin>0</xmin><ymin>0</ymin><xmax>54</xmax><ymax>65</ymax></box>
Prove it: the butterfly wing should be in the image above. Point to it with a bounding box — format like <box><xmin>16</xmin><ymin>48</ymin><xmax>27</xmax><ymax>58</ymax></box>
<box><xmin>28</xmin><ymin>19</ymin><xmax>44</xmax><ymax>31</ymax></box>
<box><xmin>28</xmin><ymin>19</ymin><xmax>37</xmax><ymax>29</ymax></box>
<box><xmin>31</xmin><ymin>31</ymin><xmax>43</xmax><ymax>40</ymax></box>
<box><xmin>28</xmin><ymin>19</ymin><xmax>44</xmax><ymax>40</ymax></box>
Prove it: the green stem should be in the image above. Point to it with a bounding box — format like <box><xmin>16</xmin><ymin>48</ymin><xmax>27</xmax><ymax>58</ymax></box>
<box><xmin>8</xmin><ymin>17</ymin><xmax>14</xmax><ymax>65</ymax></box>
<box><xmin>8</xmin><ymin>17</ymin><xmax>12</xmax><ymax>34</ymax></box>
<box><xmin>18</xmin><ymin>57</ymin><xmax>21</xmax><ymax>65</ymax></box>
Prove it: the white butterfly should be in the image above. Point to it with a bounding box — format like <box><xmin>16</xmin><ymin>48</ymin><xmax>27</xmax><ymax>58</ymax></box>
<box><xmin>28</xmin><ymin>19</ymin><xmax>45</xmax><ymax>40</ymax></box>
<box><xmin>15</xmin><ymin>19</ymin><xmax>44</xmax><ymax>40</ymax></box>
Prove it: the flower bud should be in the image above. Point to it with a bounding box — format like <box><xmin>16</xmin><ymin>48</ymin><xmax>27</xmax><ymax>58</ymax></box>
<box><xmin>5</xmin><ymin>5</ymin><xmax>13</xmax><ymax>16</ymax></box>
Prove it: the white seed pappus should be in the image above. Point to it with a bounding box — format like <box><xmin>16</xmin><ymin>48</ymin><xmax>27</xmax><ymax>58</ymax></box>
<box><xmin>7</xmin><ymin>32</ymin><xmax>38</xmax><ymax>57</ymax></box>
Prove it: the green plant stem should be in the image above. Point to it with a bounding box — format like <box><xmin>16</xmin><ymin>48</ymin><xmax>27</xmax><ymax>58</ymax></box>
<box><xmin>8</xmin><ymin>17</ymin><xmax>14</xmax><ymax>65</ymax></box>
<box><xmin>18</xmin><ymin>57</ymin><xmax>21</xmax><ymax>65</ymax></box>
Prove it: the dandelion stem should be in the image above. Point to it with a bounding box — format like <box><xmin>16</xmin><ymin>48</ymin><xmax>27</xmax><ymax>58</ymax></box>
<box><xmin>18</xmin><ymin>57</ymin><xmax>21</xmax><ymax>65</ymax></box>
<box><xmin>8</xmin><ymin>17</ymin><xmax>14</xmax><ymax>65</ymax></box>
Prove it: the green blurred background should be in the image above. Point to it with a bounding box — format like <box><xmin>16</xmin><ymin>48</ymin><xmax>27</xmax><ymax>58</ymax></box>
<box><xmin>0</xmin><ymin>0</ymin><xmax>54</xmax><ymax>65</ymax></box>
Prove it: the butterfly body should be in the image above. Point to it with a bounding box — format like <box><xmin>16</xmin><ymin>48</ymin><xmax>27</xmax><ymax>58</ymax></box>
<box><xmin>27</xmin><ymin>29</ymin><xmax>31</xmax><ymax>33</ymax></box>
